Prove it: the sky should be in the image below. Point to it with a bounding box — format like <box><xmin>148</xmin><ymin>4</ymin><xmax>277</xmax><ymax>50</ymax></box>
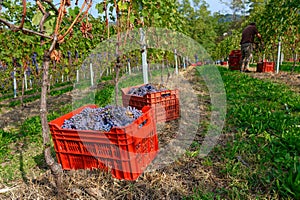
<box><xmin>27</xmin><ymin>0</ymin><xmax>233</xmax><ymax>15</ymax></box>
<box><xmin>48</xmin><ymin>0</ymin><xmax>232</xmax><ymax>14</ymax></box>
<box><xmin>205</xmin><ymin>0</ymin><xmax>232</xmax><ymax>14</ymax></box>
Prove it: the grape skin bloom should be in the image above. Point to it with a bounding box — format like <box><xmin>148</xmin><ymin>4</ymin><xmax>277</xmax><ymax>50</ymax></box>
<box><xmin>61</xmin><ymin>106</ymin><xmax>143</xmax><ymax>131</ymax></box>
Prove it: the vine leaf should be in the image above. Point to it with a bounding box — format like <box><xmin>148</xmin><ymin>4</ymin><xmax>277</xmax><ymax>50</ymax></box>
<box><xmin>32</xmin><ymin>11</ymin><xmax>43</xmax><ymax>26</ymax></box>
<box><xmin>118</xmin><ymin>1</ymin><xmax>128</xmax><ymax>11</ymax></box>
<box><xmin>32</xmin><ymin>10</ymin><xmax>56</xmax><ymax>36</ymax></box>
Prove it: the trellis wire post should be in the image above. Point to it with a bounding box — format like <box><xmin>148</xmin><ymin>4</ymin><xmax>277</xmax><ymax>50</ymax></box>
<box><xmin>90</xmin><ymin>62</ymin><xmax>94</xmax><ymax>86</ymax></box>
<box><xmin>76</xmin><ymin>69</ymin><xmax>79</xmax><ymax>83</ymax></box>
<box><xmin>140</xmin><ymin>28</ymin><xmax>148</xmax><ymax>84</ymax></box>
<box><xmin>174</xmin><ymin>49</ymin><xmax>178</xmax><ymax>75</ymax></box>
<box><xmin>13</xmin><ymin>68</ymin><xmax>17</xmax><ymax>98</ymax></box>
<box><xmin>24</xmin><ymin>71</ymin><xmax>28</xmax><ymax>90</ymax></box>
<box><xmin>127</xmin><ymin>60</ymin><xmax>131</xmax><ymax>75</ymax></box>
<box><xmin>276</xmin><ymin>36</ymin><xmax>281</xmax><ymax>74</ymax></box>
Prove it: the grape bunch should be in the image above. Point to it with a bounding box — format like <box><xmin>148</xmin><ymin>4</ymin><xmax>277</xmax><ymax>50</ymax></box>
<box><xmin>31</xmin><ymin>52</ymin><xmax>39</xmax><ymax>73</ymax></box>
<box><xmin>62</xmin><ymin>105</ymin><xmax>143</xmax><ymax>132</ymax></box>
<box><xmin>127</xmin><ymin>83</ymin><xmax>167</xmax><ymax>96</ymax></box>
<box><xmin>67</xmin><ymin>51</ymin><xmax>71</xmax><ymax>59</ymax></box>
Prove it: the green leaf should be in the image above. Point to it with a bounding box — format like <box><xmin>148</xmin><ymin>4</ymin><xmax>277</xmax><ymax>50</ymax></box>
<box><xmin>95</xmin><ymin>2</ymin><xmax>105</xmax><ymax>14</ymax></box>
<box><xmin>118</xmin><ymin>1</ymin><xmax>128</xmax><ymax>11</ymax></box>
<box><xmin>44</xmin><ymin>18</ymin><xmax>55</xmax><ymax>36</ymax></box>
<box><xmin>109</xmin><ymin>6</ymin><xmax>114</xmax><ymax>13</ymax></box>
<box><xmin>32</xmin><ymin>11</ymin><xmax>43</xmax><ymax>26</ymax></box>
<box><xmin>68</xmin><ymin>7</ymin><xmax>80</xmax><ymax>17</ymax></box>
<box><xmin>130</xmin><ymin>15</ymin><xmax>136</xmax><ymax>24</ymax></box>
<box><xmin>153</xmin><ymin>13</ymin><xmax>160</xmax><ymax>20</ymax></box>
<box><xmin>64</xmin><ymin>68</ymin><xmax>69</xmax><ymax>74</ymax></box>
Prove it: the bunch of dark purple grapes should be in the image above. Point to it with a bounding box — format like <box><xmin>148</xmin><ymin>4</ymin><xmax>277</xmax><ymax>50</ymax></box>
<box><xmin>127</xmin><ymin>83</ymin><xmax>166</xmax><ymax>96</ymax></box>
<box><xmin>62</xmin><ymin>105</ymin><xmax>143</xmax><ymax>131</ymax></box>
<box><xmin>31</xmin><ymin>52</ymin><xmax>39</xmax><ymax>73</ymax></box>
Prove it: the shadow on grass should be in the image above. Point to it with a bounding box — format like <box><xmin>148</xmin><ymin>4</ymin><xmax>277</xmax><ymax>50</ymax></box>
<box><xmin>33</xmin><ymin>146</ymin><xmax>57</xmax><ymax>170</ymax></box>
<box><xmin>16</xmin><ymin>139</ymin><xmax>29</xmax><ymax>184</ymax></box>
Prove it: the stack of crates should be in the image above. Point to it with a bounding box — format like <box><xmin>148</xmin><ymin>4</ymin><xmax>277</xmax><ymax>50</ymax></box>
<box><xmin>256</xmin><ymin>62</ymin><xmax>275</xmax><ymax>72</ymax></box>
<box><xmin>121</xmin><ymin>84</ymin><xmax>180</xmax><ymax>123</ymax></box>
<box><xmin>229</xmin><ymin>50</ymin><xmax>242</xmax><ymax>70</ymax></box>
<box><xmin>48</xmin><ymin>104</ymin><xmax>159</xmax><ymax>181</ymax></box>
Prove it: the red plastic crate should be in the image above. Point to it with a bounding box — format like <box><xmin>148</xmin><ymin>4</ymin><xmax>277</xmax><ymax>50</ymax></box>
<box><xmin>256</xmin><ymin>62</ymin><xmax>275</xmax><ymax>72</ymax></box>
<box><xmin>229</xmin><ymin>50</ymin><xmax>241</xmax><ymax>56</ymax></box>
<box><xmin>228</xmin><ymin>50</ymin><xmax>242</xmax><ymax>70</ymax></box>
<box><xmin>48</xmin><ymin>104</ymin><xmax>159</xmax><ymax>181</ymax></box>
<box><xmin>229</xmin><ymin>55</ymin><xmax>241</xmax><ymax>70</ymax></box>
<box><xmin>121</xmin><ymin>84</ymin><xmax>180</xmax><ymax>123</ymax></box>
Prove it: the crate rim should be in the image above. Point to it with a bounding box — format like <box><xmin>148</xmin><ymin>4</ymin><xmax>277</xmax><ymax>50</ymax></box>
<box><xmin>121</xmin><ymin>83</ymin><xmax>178</xmax><ymax>97</ymax></box>
<box><xmin>48</xmin><ymin>104</ymin><xmax>152</xmax><ymax>132</ymax></box>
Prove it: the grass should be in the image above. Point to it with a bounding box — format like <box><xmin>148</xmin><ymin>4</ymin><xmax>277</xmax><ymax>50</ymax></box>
<box><xmin>1</xmin><ymin>65</ymin><xmax>299</xmax><ymax>199</ymax></box>
<box><xmin>279</xmin><ymin>62</ymin><xmax>300</xmax><ymax>73</ymax></box>
<box><xmin>187</xmin><ymin>66</ymin><xmax>300</xmax><ymax>199</ymax></box>
<box><xmin>0</xmin><ymin>82</ymin><xmax>115</xmax><ymax>184</ymax></box>
<box><xmin>0</xmin><ymin>105</ymin><xmax>74</xmax><ymax>184</ymax></box>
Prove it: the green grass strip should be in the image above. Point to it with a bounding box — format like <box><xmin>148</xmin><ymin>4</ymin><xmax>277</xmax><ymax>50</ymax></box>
<box><xmin>191</xmin><ymin>66</ymin><xmax>300</xmax><ymax>199</ymax></box>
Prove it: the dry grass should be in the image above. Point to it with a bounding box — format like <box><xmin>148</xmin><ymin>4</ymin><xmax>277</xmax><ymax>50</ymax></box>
<box><xmin>0</xmin><ymin>66</ymin><xmax>233</xmax><ymax>200</ymax></box>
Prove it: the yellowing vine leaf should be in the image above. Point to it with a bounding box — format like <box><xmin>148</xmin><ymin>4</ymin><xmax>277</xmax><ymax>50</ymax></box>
<box><xmin>50</xmin><ymin>50</ymin><xmax>62</xmax><ymax>62</ymax></box>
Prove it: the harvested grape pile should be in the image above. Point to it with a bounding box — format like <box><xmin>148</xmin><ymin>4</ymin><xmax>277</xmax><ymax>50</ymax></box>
<box><xmin>127</xmin><ymin>83</ymin><xmax>167</xmax><ymax>96</ymax></box>
<box><xmin>61</xmin><ymin>105</ymin><xmax>143</xmax><ymax>131</ymax></box>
